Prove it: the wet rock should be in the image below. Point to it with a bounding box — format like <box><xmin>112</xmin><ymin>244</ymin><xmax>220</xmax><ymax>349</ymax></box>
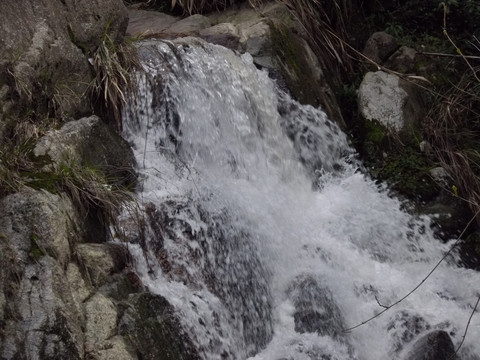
<box><xmin>120</xmin><ymin>293</ymin><xmax>199</xmax><ymax>360</ymax></box>
<box><xmin>419</xmin><ymin>191</ymin><xmax>471</xmax><ymax>241</ymax></box>
<box><xmin>403</xmin><ymin>330</ymin><xmax>455</xmax><ymax>360</ymax></box>
<box><xmin>387</xmin><ymin>310</ymin><xmax>431</xmax><ymax>353</ymax></box>
<box><xmin>199</xmin><ymin>23</ymin><xmax>240</xmax><ymax>49</ymax></box>
<box><xmin>358</xmin><ymin>71</ymin><xmax>425</xmax><ymax>132</ymax></box>
<box><xmin>166</xmin><ymin>14</ymin><xmax>212</xmax><ymax>36</ymax></box>
<box><xmin>270</xmin><ymin>23</ymin><xmax>346</xmax><ymax>128</ymax></box>
<box><xmin>0</xmin><ymin>0</ymin><xmax>128</xmax><ymax>117</ymax></box>
<box><xmin>76</xmin><ymin>243</ymin><xmax>130</xmax><ymax>287</ymax></box>
<box><xmin>278</xmin><ymin>97</ymin><xmax>349</xmax><ymax>178</ymax></box>
<box><xmin>141</xmin><ymin>199</ymin><xmax>274</xmax><ymax>355</ymax></box>
<box><xmin>126</xmin><ymin>9</ymin><xmax>178</xmax><ymax>36</ymax></box>
<box><xmin>34</xmin><ymin>115</ymin><xmax>136</xmax><ymax>187</ymax></box>
<box><xmin>288</xmin><ymin>275</ymin><xmax>345</xmax><ymax>339</ymax></box>
<box><xmin>363</xmin><ymin>31</ymin><xmax>399</xmax><ymax>64</ymax></box>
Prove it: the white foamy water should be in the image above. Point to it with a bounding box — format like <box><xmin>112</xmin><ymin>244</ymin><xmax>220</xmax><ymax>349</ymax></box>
<box><xmin>120</xmin><ymin>38</ymin><xmax>480</xmax><ymax>360</ymax></box>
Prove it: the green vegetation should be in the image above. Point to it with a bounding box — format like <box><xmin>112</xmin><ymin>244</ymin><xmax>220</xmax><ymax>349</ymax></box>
<box><xmin>360</xmin><ymin>119</ymin><xmax>438</xmax><ymax>201</ymax></box>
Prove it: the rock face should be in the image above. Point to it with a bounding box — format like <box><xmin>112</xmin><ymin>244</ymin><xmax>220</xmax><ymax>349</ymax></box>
<box><xmin>0</xmin><ymin>187</ymin><xmax>185</xmax><ymax>360</ymax></box>
<box><xmin>358</xmin><ymin>71</ymin><xmax>424</xmax><ymax>131</ymax></box>
<box><xmin>403</xmin><ymin>330</ymin><xmax>455</xmax><ymax>360</ymax></box>
<box><xmin>0</xmin><ymin>190</ymin><xmax>84</xmax><ymax>359</ymax></box>
<box><xmin>119</xmin><ymin>293</ymin><xmax>199</xmax><ymax>360</ymax></box>
<box><xmin>34</xmin><ymin>115</ymin><xmax>136</xmax><ymax>186</ymax></box>
<box><xmin>0</xmin><ymin>0</ymin><xmax>128</xmax><ymax>119</ymax></box>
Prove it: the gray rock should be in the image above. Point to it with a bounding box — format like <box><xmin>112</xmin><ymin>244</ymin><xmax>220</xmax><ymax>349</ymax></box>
<box><xmin>387</xmin><ymin>310</ymin><xmax>432</xmax><ymax>353</ymax></box>
<box><xmin>97</xmin><ymin>336</ymin><xmax>137</xmax><ymax>360</ymax></box>
<box><xmin>0</xmin><ymin>188</ymin><xmax>79</xmax><ymax>268</ymax></box>
<box><xmin>238</xmin><ymin>19</ymin><xmax>271</xmax><ymax>57</ymax></box>
<box><xmin>430</xmin><ymin>167</ymin><xmax>449</xmax><ymax>185</ymax></box>
<box><xmin>363</xmin><ymin>31</ymin><xmax>399</xmax><ymax>64</ymax></box>
<box><xmin>403</xmin><ymin>330</ymin><xmax>455</xmax><ymax>360</ymax></box>
<box><xmin>288</xmin><ymin>275</ymin><xmax>345</xmax><ymax>339</ymax></box>
<box><xmin>358</xmin><ymin>71</ymin><xmax>424</xmax><ymax>131</ymax></box>
<box><xmin>34</xmin><ymin>115</ymin><xmax>136</xmax><ymax>186</ymax></box>
<box><xmin>207</xmin><ymin>3</ymin><xmax>263</xmax><ymax>25</ymax></box>
<box><xmin>199</xmin><ymin>23</ymin><xmax>240</xmax><ymax>49</ymax></box>
<box><xmin>1</xmin><ymin>256</ymin><xmax>85</xmax><ymax>360</ymax></box>
<box><xmin>76</xmin><ymin>243</ymin><xmax>129</xmax><ymax>287</ymax></box>
<box><xmin>166</xmin><ymin>14</ymin><xmax>212</xmax><ymax>36</ymax></box>
<box><xmin>0</xmin><ymin>0</ymin><xmax>128</xmax><ymax>117</ymax></box>
<box><xmin>126</xmin><ymin>9</ymin><xmax>178</xmax><ymax>36</ymax></box>
<box><xmin>385</xmin><ymin>46</ymin><xmax>418</xmax><ymax>73</ymax></box>
<box><xmin>66</xmin><ymin>262</ymin><xmax>91</xmax><ymax>314</ymax></box>
<box><xmin>85</xmin><ymin>293</ymin><xmax>118</xmax><ymax>348</ymax></box>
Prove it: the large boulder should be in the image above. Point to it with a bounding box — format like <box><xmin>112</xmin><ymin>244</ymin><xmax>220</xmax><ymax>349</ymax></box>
<box><xmin>363</xmin><ymin>31</ymin><xmax>399</xmax><ymax>65</ymax></box>
<box><xmin>0</xmin><ymin>0</ymin><xmax>128</xmax><ymax>118</ymax></box>
<box><xmin>358</xmin><ymin>71</ymin><xmax>425</xmax><ymax>132</ymax></box>
<box><xmin>403</xmin><ymin>330</ymin><xmax>455</xmax><ymax>360</ymax></box>
<box><xmin>288</xmin><ymin>275</ymin><xmax>345</xmax><ymax>339</ymax></box>
<box><xmin>0</xmin><ymin>190</ymin><xmax>85</xmax><ymax>359</ymax></box>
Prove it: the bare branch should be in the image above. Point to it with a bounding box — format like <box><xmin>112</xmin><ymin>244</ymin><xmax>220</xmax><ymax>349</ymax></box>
<box><xmin>343</xmin><ymin>210</ymin><xmax>479</xmax><ymax>332</ymax></box>
<box><xmin>375</xmin><ymin>295</ymin><xmax>389</xmax><ymax>309</ymax></box>
<box><xmin>450</xmin><ymin>296</ymin><xmax>480</xmax><ymax>359</ymax></box>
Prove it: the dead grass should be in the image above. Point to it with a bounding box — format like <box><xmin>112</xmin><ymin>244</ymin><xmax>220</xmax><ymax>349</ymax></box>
<box><xmin>91</xmin><ymin>24</ymin><xmax>141</xmax><ymax>131</ymax></box>
<box><xmin>424</xmin><ymin>67</ymin><xmax>480</xmax><ymax>224</ymax></box>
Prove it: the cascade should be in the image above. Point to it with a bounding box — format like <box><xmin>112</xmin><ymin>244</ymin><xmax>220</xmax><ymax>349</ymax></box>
<box><xmin>120</xmin><ymin>38</ymin><xmax>480</xmax><ymax>359</ymax></box>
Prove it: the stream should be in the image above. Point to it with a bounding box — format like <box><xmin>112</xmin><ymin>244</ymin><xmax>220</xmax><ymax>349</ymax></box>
<box><xmin>120</xmin><ymin>38</ymin><xmax>480</xmax><ymax>360</ymax></box>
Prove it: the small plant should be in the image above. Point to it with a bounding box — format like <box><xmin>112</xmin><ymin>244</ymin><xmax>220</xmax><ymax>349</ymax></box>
<box><xmin>91</xmin><ymin>21</ymin><xmax>141</xmax><ymax>130</ymax></box>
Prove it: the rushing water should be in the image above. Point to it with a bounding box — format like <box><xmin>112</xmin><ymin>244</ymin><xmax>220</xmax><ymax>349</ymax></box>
<box><xmin>120</xmin><ymin>38</ymin><xmax>480</xmax><ymax>359</ymax></box>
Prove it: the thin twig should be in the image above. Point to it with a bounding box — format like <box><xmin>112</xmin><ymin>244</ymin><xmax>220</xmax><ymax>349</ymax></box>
<box><xmin>375</xmin><ymin>295</ymin><xmax>388</xmax><ymax>309</ymax></box>
<box><xmin>420</xmin><ymin>51</ymin><xmax>480</xmax><ymax>60</ymax></box>
<box><xmin>343</xmin><ymin>209</ymin><xmax>480</xmax><ymax>332</ymax></box>
<box><xmin>441</xmin><ymin>2</ymin><xmax>480</xmax><ymax>83</ymax></box>
<box><xmin>450</xmin><ymin>295</ymin><xmax>480</xmax><ymax>359</ymax></box>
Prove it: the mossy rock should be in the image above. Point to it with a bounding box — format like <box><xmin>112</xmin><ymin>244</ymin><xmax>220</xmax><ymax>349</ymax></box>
<box><xmin>269</xmin><ymin>23</ymin><xmax>346</xmax><ymax>129</ymax></box>
<box><xmin>120</xmin><ymin>293</ymin><xmax>199</xmax><ymax>360</ymax></box>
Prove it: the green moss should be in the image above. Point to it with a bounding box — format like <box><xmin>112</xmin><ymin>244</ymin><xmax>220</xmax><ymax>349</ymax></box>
<box><xmin>30</xmin><ymin>234</ymin><xmax>46</xmax><ymax>261</ymax></box>
<box><xmin>270</xmin><ymin>23</ymin><xmax>320</xmax><ymax>107</ymax></box>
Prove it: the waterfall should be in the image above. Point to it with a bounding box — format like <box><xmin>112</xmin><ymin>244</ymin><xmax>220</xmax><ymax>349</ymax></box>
<box><xmin>120</xmin><ymin>38</ymin><xmax>480</xmax><ymax>360</ymax></box>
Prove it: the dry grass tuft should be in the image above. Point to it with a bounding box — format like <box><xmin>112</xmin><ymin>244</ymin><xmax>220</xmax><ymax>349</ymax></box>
<box><xmin>91</xmin><ymin>23</ymin><xmax>141</xmax><ymax>130</ymax></box>
<box><xmin>424</xmin><ymin>67</ymin><xmax>480</xmax><ymax>224</ymax></box>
